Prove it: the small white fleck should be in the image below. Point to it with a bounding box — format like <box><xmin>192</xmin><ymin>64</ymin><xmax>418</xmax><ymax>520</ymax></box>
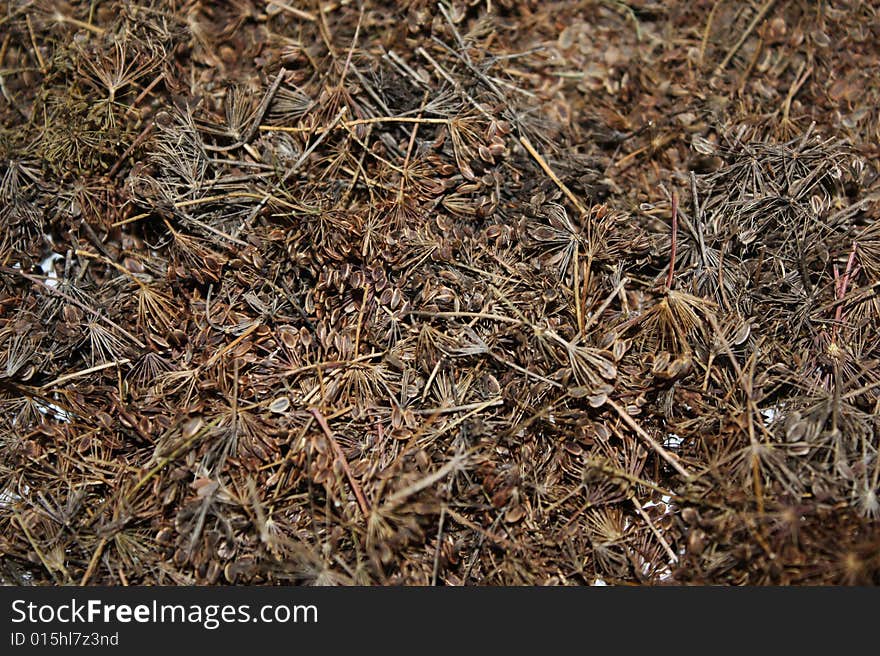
<box><xmin>40</xmin><ymin>253</ymin><xmax>63</xmax><ymax>288</ymax></box>
<box><xmin>36</xmin><ymin>399</ymin><xmax>70</xmax><ymax>422</ymax></box>
<box><xmin>0</xmin><ymin>488</ymin><xmax>20</xmax><ymax>508</ymax></box>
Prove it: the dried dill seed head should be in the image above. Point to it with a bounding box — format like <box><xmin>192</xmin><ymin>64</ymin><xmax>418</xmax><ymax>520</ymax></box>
<box><xmin>1</xmin><ymin>0</ymin><xmax>879</xmax><ymax>587</ymax></box>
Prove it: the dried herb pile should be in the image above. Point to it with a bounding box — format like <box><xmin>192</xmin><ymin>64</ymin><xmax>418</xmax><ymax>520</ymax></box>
<box><xmin>1</xmin><ymin>1</ymin><xmax>879</xmax><ymax>585</ymax></box>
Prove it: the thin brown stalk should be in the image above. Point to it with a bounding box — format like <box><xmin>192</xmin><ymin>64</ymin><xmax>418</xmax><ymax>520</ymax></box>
<box><xmin>80</xmin><ymin>537</ymin><xmax>109</xmax><ymax>585</ymax></box>
<box><xmin>607</xmin><ymin>399</ymin><xmax>692</xmax><ymax>480</ymax></box>
<box><xmin>713</xmin><ymin>0</ymin><xmax>779</xmax><ymax>76</ymax></box>
<box><xmin>2</xmin><ymin>266</ymin><xmax>146</xmax><ymax>349</ymax></box>
<box><xmin>666</xmin><ymin>191</ymin><xmax>678</xmax><ymax>292</ymax></box>
<box><xmin>519</xmin><ymin>134</ymin><xmax>588</xmax><ymax>215</ymax></box>
<box><xmin>633</xmin><ymin>498</ymin><xmax>679</xmax><ymax>565</ymax></box>
<box><xmin>310</xmin><ymin>407</ymin><xmax>371</xmax><ymax>518</ymax></box>
<box><xmin>41</xmin><ymin>359</ymin><xmax>131</xmax><ymax>390</ymax></box>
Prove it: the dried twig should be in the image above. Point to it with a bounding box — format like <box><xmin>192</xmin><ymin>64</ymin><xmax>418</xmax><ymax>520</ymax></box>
<box><xmin>310</xmin><ymin>407</ymin><xmax>371</xmax><ymax>518</ymax></box>
<box><xmin>713</xmin><ymin>0</ymin><xmax>779</xmax><ymax>77</ymax></box>
<box><xmin>607</xmin><ymin>399</ymin><xmax>692</xmax><ymax>480</ymax></box>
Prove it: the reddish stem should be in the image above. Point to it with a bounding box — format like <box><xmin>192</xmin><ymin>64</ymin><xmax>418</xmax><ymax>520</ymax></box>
<box><xmin>832</xmin><ymin>242</ymin><xmax>858</xmax><ymax>343</ymax></box>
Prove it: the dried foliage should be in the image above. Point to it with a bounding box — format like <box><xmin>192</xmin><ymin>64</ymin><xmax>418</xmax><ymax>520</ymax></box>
<box><xmin>1</xmin><ymin>1</ymin><xmax>878</xmax><ymax>586</ymax></box>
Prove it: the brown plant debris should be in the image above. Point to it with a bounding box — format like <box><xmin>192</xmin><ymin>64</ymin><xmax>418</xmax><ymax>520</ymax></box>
<box><xmin>1</xmin><ymin>1</ymin><xmax>879</xmax><ymax>586</ymax></box>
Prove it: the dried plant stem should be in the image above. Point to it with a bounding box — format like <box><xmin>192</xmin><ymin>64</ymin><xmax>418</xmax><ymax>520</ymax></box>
<box><xmin>812</xmin><ymin>280</ymin><xmax>878</xmax><ymax>318</ymax></box>
<box><xmin>780</xmin><ymin>61</ymin><xmax>812</xmax><ymax>125</ymax></box>
<box><xmin>381</xmin><ymin>452</ymin><xmax>465</xmax><ymax>509</ymax></box>
<box><xmin>126</xmin><ymin>419</ymin><xmax>219</xmax><ymax>502</ymax></box>
<box><xmin>445</xmin><ymin>507</ymin><xmax>514</xmax><ymax>548</ymax></box>
<box><xmin>842</xmin><ymin>379</ymin><xmax>880</xmax><ymax>401</ymax></box>
<box><xmin>417</xmin><ymin>398</ymin><xmax>503</xmax><ymax>446</ymax></box>
<box><xmin>0</xmin><ymin>2</ymin><xmax>31</xmax><ymax>28</ymax></box>
<box><xmin>13</xmin><ymin>512</ymin><xmax>67</xmax><ymax>583</ymax></box>
<box><xmin>204</xmin><ymin>68</ymin><xmax>286</xmax><ymax>151</ymax></box>
<box><xmin>234</xmin><ymin>107</ymin><xmax>347</xmax><ymax>238</ymax></box>
<box><xmin>431</xmin><ymin>506</ymin><xmax>446</xmax><ymax>586</ymax></box>
<box><xmin>573</xmin><ymin>240</ymin><xmax>584</xmax><ymax>333</ymax></box>
<box><xmin>832</xmin><ymin>242</ymin><xmax>858</xmax><ymax>342</ymax></box>
<box><xmin>81</xmin><ymin>536</ymin><xmax>108</xmax><ymax>585</ymax></box>
<box><xmin>267</xmin><ymin>0</ymin><xmax>318</xmax><ymax>21</ymax></box>
<box><xmin>173</xmin><ymin>214</ymin><xmax>250</xmax><ymax>248</ymax></box>
<box><xmin>582</xmin><ymin>277</ymin><xmax>628</xmax><ymax>336</ymax></box>
<box><xmin>260</xmin><ymin>116</ymin><xmax>450</xmax><ymax>134</ymax></box>
<box><xmin>699</xmin><ymin>0</ymin><xmax>723</xmax><ymax>67</ymax></box>
<box><xmin>416</xmin><ymin>45</ymin><xmax>455</xmax><ymax>84</ymax></box>
<box><xmin>75</xmin><ymin>249</ymin><xmax>149</xmax><ymax>285</ymax></box>
<box><xmin>41</xmin><ymin>359</ymin><xmax>131</xmax><ymax>390</ymax></box>
<box><xmin>613</xmin><ymin>134</ymin><xmax>674</xmax><ymax>171</ymax></box>
<box><xmin>338</xmin><ymin>4</ymin><xmax>364</xmax><ymax>85</ymax></box>
<box><xmin>713</xmin><ymin>0</ymin><xmax>778</xmax><ymax>76</ymax></box>
<box><xmin>0</xmin><ymin>34</ymin><xmax>9</xmax><ymax>75</ymax></box>
<box><xmin>173</xmin><ymin>191</ymin><xmax>300</xmax><ymax>211</ymax></box>
<box><xmin>633</xmin><ymin>498</ymin><xmax>679</xmax><ymax>564</ymax></box>
<box><xmin>399</xmin><ymin>92</ymin><xmax>428</xmax><ymax>204</ymax></box>
<box><xmin>702</xmin><ymin>351</ymin><xmax>716</xmax><ymax>392</ymax></box>
<box><xmin>3</xmin><ymin>266</ymin><xmax>146</xmax><ymax>348</ymax></box>
<box><xmin>519</xmin><ymin>134</ymin><xmax>588</xmax><ymax>215</ymax></box>
<box><xmin>280</xmin><ymin>352</ymin><xmax>382</xmax><ymax>378</ymax></box>
<box><xmin>127</xmin><ymin>72</ymin><xmax>164</xmax><ymax>115</ymax></box>
<box><xmin>384</xmin><ymin>50</ymin><xmax>429</xmax><ymax>87</ymax></box>
<box><xmin>203</xmin><ymin>320</ymin><xmax>261</xmax><ymax>369</ymax></box>
<box><xmin>415</xmin><ymin>45</ymin><xmax>495</xmax><ymax>123</ymax></box>
<box><xmin>412</xmin><ymin>398</ymin><xmax>504</xmax><ymax>415</ymax></box>
<box><xmin>285</xmin><ymin>107</ymin><xmax>348</xmax><ymax>178</ymax></box>
<box><xmin>243</xmin><ymin>68</ymin><xmax>286</xmax><ymax>144</ymax></box>
<box><xmin>688</xmin><ymin>171</ymin><xmax>708</xmax><ymax>265</ymax></box>
<box><xmin>736</xmin><ymin>35</ymin><xmax>764</xmax><ymax>94</ymax></box>
<box><xmin>491</xmin><ymin>352</ymin><xmax>563</xmax><ymax>388</ymax></box>
<box><xmin>108</xmin><ymin>119</ymin><xmax>154</xmax><ymax>177</ymax></box>
<box><xmin>586</xmin><ymin>459</ymin><xmax>680</xmax><ymax>501</ymax></box>
<box><xmin>353</xmin><ymin>285</ymin><xmax>367</xmax><ymax>355</ymax></box>
<box><xmin>310</xmin><ymin>407</ymin><xmax>371</xmax><ymax>518</ymax></box>
<box><xmin>407</xmin><ymin>310</ymin><xmax>522</xmax><ymax>324</ymax></box>
<box><xmin>205</xmin><ymin>283</ymin><xmax>239</xmax><ymax>335</ymax></box>
<box><xmin>110</xmin><ymin>211</ymin><xmax>151</xmax><ymax>228</ymax></box>
<box><xmin>25</xmin><ymin>14</ymin><xmax>45</xmax><ymax>73</ymax></box>
<box><xmin>706</xmin><ymin>312</ymin><xmax>746</xmax><ymax>384</ymax></box>
<box><xmin>602</xmin><ymin>0</ymin><xmax>642</xmax><ymax>40</ymax></box>
<box><xmin>53</xmin><ymin>11</ymin><xmax>106</xmax><ymax>35</ymax></box>
<box><xmin>665</xmin><ymin>191</ymin><xmax>678</xmax><ymax>291</ymax></box>
<box><xmin>421</xmin><ymin>357</ymin><xmax>444</xmax><ymax>403</ymax></box>
<box><xmin>606</xmin><ymin>399</ymin><xmax>692</xmax><ymax>480</ymax></box>
<box><xmin>705</xmin><ymin>312</ymin><xmax>771</xmax><ymax>509</ymax></box>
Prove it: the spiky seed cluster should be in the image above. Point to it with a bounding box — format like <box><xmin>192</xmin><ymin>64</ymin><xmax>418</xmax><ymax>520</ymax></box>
<box><xmin>1</xmin><ymin>1</ymin><xmax>878</xmax><ymax>586</ymax></box>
